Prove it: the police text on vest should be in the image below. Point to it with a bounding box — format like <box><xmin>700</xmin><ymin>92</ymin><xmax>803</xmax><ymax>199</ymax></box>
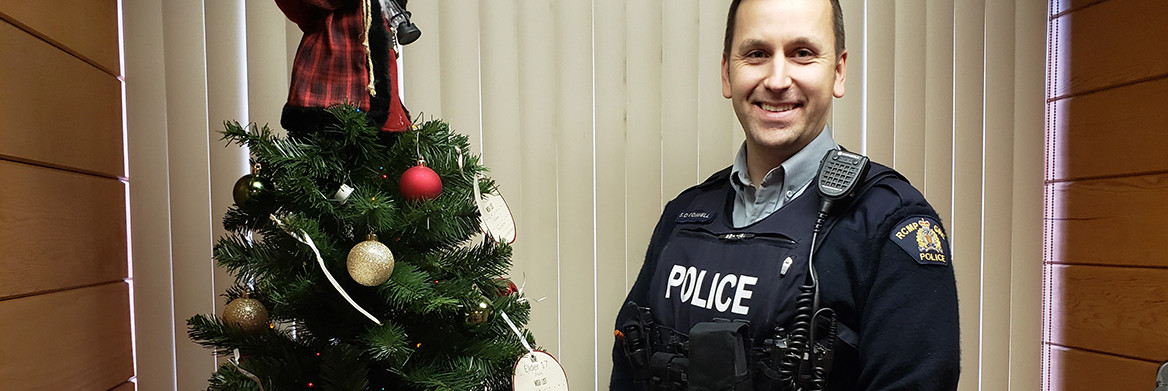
<box><xmin>664</xmin><ymin>265</ymin><xmax>757</xmax><ymax>315</ymax></box>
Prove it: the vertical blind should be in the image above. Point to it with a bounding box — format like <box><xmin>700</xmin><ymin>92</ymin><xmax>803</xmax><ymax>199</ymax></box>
<box><xmin>124</xmin><ymin>0</ymin><xmax>1046</xmax><ymax>389</ymax></box>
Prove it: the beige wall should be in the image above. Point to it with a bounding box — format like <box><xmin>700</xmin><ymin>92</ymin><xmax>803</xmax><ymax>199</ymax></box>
<box><xmin>124</xmin><ymin>0</ymin><xmax>1047</xmax><ymax>389</ymax></box>
<box><xmin>1044</xmin><ymin>0</ymin><xmax>1168</xmax><ymax>389</ymax></box>
<box><xmin>0</xmin><ymin>0</ymin><xmax>133</xmax><ymax>389</ymax></box>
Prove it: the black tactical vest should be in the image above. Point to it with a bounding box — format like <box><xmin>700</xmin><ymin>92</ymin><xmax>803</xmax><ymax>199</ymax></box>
<box><xmin>645</xmin><ymin>174</ymin><xmax>821</xmax><ymax>346</ymax></box>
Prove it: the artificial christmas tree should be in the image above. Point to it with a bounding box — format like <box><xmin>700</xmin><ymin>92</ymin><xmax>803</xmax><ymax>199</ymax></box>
<box><xmin>187</xmin><ymin>107</ymin><xmax>538</xmax><ymax>390</ymax></box>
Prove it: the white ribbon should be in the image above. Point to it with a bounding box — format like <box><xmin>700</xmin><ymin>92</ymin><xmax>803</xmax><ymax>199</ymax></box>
<box><xmin>231</xmin><ymin>349</ymin><xmax>265</xmax><ymax>391</ymax></box>
<box><xmin>499</xmin><ymin>311</ymin><xmax>534</xmax><ymax>353</ymax></box>
<box><xmin>270</xmin><ymin>215</ymin><xmax>382</xmax><ymax>325</ymax></box>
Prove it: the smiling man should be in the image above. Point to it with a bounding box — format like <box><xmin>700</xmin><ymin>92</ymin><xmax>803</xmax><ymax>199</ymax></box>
<box><xmin>611</xmin><ymin>0</ymin><xmax>960</xmax><ymax>390</ymax></box>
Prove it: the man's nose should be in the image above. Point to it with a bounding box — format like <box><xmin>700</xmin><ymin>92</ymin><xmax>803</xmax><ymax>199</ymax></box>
<box><xmin>762</xmin><ymin>59</ymin><xmax>793</xmax><ymax>90</ymax></box>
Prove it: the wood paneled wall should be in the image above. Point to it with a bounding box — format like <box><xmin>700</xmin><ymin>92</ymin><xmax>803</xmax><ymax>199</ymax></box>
<box><xmin>1045</xmin><ymin>0</ymin><xmax>1168</xmax><ymax>389</ymax></box>
<box><xmin>0</xmin><ymin>1</ymin><xmax>132</xmax><ymax>390</ymax></box>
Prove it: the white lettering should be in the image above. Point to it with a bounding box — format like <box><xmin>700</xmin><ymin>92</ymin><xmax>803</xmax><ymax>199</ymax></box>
<box><xmin>680</xmin><ymin>267</ymin><xmax>698</xmax><ymax>302</ymax></box>
<box><xmin>715</xmin><ymin>274</ymin><xmax>736</xmax><ymax>312</ymax></box>
<box><xmin>732</xmin><ymin>276</ymin><xmax>758</xmax><ymax>315</ymax></box>
<box><xmin>690</xmin><ymin>270</ymin><xmax>709</xmax><ymax>308</ymax></box>
<box><xmin>665</xmin><ymin>265</ymin><xmax>685</xmax><ymax>299</ymax></box>
<box><xmin>665</xmin><ymin>265</ymin><xmax>756</xmax><ymax>314</ymax></box>
<box><xmin>704</xmin><ymin>273</ymin><xmax>720</xmax><ymax>309</ymax></box>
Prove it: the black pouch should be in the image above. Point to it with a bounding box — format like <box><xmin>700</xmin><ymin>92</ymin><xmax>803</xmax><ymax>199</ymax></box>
<box><xmin>688</xmin><ymin>320</ymin><xmax>753</xmax><ymax>391</ymax></box>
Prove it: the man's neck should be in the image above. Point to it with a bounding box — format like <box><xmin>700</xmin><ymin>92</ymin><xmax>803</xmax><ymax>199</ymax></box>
<box><xmin>743</xmin><ymin>127</ymin><xmax>830</xmax><ymax>188</ymax></box>
<box><xmin>745</xmin><ymin>147</ymin><xmax>789</xmax><ymax>188</ymax></box>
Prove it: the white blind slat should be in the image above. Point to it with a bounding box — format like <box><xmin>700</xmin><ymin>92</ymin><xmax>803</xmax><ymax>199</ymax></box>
<box><xmin>124</xmin><ymin>0</ymin><xmax>178</xmax><ymax>387</ymax></box>
<box><xmin>893</xmin><ymin>0</ymin><xmax>927</xmax><ymax>186</ymax></box>
<box><xmin>478</xmin><ymin>0</ymin><xmax>522</xmax><ymax>194</ymax></box>
<box><xmin>661</xmin><ymin>2</ymin><xmax>701</xmax><ymax>198</ymax></box>
<box><xmin>204</xmin><ymin>0</ymin><xmax>250</xmax><ymax>323</ymax></box>
<box><xmin>623</xmin><ymin>0</ymin><xmax>665</xmax><ymax>287</ymax></box>
<box><xmin>697</xmin><ymin>0</ymin><xmax>735</xmax><ymax>177</ymax></box>
<box><xmin>403</xmin><ymin>0</ymin><xmax>442</xmax><ymax>120</ymax></box>
<box><xmin>438</xmin><ymin>1</ymin><xmax>482</xmax><ymax>153</ymax></box>
<box><xmin>555</xmin><ymin>0</ymin><xmax>597</xmax><ymax>388</ymax></box>
<box><xmin>1009</xmin><ymin>1</ymin><xmax>1047</xmax><ymax>389</ymax></box>
<box><xmin>161</xmin><ymin>0</ymin><xmax>216</xmax><ymax>388</ymax></box>
<box><xmin>244</xmin><ymin>0</ymin><xmax>289</xmax><ymax>134</ymax></box>
<box><xmin>953</xmin><ymin>0</ymin><xmax>988</xmax><ymax>389</ymax></box>
<box><xmin>594</xmin><ymin>0</ymin><xmax>628</xmax><ymax>384</ymax></box>
<box><xmin>924</xmin><ymin>0</ymin><xmax>956</xmax><ymax>224</ymax></box>
<box><xmin>863</xmin><ymin>1</ymin><xmax>894</xmax><ymax>164</ymax></box>
<box><xmin>834</xmin><ymin>0</ymin><xmax>864</xmax><ymax>150</ymax></box>
<box><xmin>981</xmin><ymin>0</ymin><xmax>1017</xmax><ymax>389</ymax></box>
<box><xmin>515</xmin><ymin>0</ymin><xmax>562</xmax><ymax>361</ymax></box>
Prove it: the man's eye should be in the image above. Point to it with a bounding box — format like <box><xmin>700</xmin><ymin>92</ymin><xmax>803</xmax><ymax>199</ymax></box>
<box><xmin>745</xmin><ymin>50</ymin><xmax>768</xmax><ymax>59</ymax></box>
<box><xmin>792</xmin><ymin>49</ymin><xmax>815</xmax><ymax>59</ymax></box>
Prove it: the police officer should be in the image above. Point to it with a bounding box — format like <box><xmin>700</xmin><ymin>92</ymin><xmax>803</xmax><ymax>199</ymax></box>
<box><xmin>610</xmin><ymin>0</ymin><xmax>960</xmax><ymax>389</ymax></box>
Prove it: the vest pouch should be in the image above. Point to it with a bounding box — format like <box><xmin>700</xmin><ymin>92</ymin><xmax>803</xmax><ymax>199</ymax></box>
<box><xmin>689</xmin><ymin>320</ymin><xmax>753</xmax><ymax>391</ymax></box>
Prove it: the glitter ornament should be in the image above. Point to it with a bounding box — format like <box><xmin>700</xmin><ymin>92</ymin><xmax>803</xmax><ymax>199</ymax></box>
<box><xmin>399</xmin><ymin>160</ymin><xmax>443</xmax><ymax>202</ymax></box>
<box><xmin>347</xmin><ymin>233</ymin><xmax>395</xmax><ymax>286</ymax></box>
<box><xmin>232</xmin><ymin>174</ymin><xmax>269</xmax><ymax>206</ymax></box>
<box><xmin>222</xmin><ymin>293</ymin><xmax>269</xmax><ymax>332</ymax></box>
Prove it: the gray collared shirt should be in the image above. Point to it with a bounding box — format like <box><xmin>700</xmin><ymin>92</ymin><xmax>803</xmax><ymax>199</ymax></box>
<box><xmin>729</xmin><ymin>127</ymin><xmax>839</xmax><ymax>227</ymax></box>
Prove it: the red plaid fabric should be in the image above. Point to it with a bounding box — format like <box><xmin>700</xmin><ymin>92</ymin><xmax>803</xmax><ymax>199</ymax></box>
<box><xmin>276</xmin><ymin>0</ymin><xmax>411</xmax><ymax>132</ymax></box>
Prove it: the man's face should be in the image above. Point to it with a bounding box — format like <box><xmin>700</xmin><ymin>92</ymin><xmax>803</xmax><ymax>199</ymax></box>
<box><xmin>722</xmin><ymin>0</ymin><xmax>847</xmax><ymax>161</ymax></box>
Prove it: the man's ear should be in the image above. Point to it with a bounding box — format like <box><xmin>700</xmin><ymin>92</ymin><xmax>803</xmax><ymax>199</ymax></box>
<box><xmin>722</xmin><ymin>54</ymin><xmax>732</xmax><ymax>99</ymax></box>
<box><xmin>833</xmin><ymin>49</ymin><xmax>848</xmax><ymax>98</ymax></box>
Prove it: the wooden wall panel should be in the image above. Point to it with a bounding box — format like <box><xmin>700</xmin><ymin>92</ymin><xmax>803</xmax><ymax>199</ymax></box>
<box><xmin>0</xmin><ymin>160</ymin><xmax>128</xmax><ymax>299</ymax></box>
<box><xmin>1050</xmin><ymin>0</ymin><xmax>1110</xmax><ymax>16</ymax></box>
<box><xmin>0</xmin><ymin>0</ymin><xmax>120</xmax><ymax>73</ymax></box>
<box><xmin>1051</xmin><ymin>0</ymin><xmax>1168</xmax><ymax>99</ymax></box>
<box><xmin>108</xmin><ymin>382</ymin><xmax>136</xmax><ymax>391</ymax></box>
<box><xmin>0</xmin><ymin>21</ymin><xmax>124</xmax><ymax>178</ymax></box>
<box><xmin>1048</xmin><ymin>264</ymin><xmax>1168</xmax><ymax>360</ymax></box>
<box><xmin>1051</xmin><ymin>173</ymin><xmax>1168</xmax><ymax>267</ymax></box>
<box><xmin>1047</xmin><ymin>345</ymin><xmax>1160</xmax><ymax>391</ymax></box>
<box><xmin>0</xmin><ymin>282</ymin><xmax>133</xmax><ymax>390</ymax></box>
<box><xmin>1050</xmin><ymin>78</ymin><xmax>1168</xmax><ymax>180</ymax></box>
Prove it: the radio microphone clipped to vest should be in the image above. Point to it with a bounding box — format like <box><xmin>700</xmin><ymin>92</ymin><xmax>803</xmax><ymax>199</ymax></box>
<box><xmin>778</xmin><ymin>149</ymin><xmax>871</xmax><ymax>391</ymax></box>
<box><xmin>815</xmin><ymin>150</ymin><xmax>870</xmax><ymax>221</ymax></box>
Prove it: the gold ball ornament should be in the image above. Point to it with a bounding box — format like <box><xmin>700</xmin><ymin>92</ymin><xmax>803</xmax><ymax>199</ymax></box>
<box><xmin>347</xmin><ymin>233</ymin><xmax>395</xmax><ymax>286</ymax></box>
<box><xmin>464</xmin><ymin>297</ymin><xmax>492</xmax><ymax>328</ymax></box>
<box><xmin>222</xmin><ymin>294</ymin><xmax>269</xmax><ymax>332</ymax></box>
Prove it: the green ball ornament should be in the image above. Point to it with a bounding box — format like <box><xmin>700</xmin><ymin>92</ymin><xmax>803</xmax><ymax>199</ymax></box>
<box><xmin>233</xmin><ymin>174</ymin><xmax>268</xmax><ymax>206</ymax></box>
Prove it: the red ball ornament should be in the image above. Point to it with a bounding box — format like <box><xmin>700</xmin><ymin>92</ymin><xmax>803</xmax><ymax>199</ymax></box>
<box><xmin>400</xmin><ymin>160</ymin><xmax>443</xmax><ymax>202</ymax></box>
<box><xmin>495</xmin><ymin>278</ymin><xmax>519</xmax><ymax>296</ymax></box>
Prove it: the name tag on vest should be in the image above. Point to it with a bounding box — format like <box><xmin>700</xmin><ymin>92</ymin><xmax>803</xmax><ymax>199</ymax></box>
<box><xmin>676</xmin><ymin>211</ymin><xmax>715</xmax><ymax>224</ymax></box>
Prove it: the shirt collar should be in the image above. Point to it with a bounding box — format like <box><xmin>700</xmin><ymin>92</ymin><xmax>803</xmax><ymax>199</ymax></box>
<box><xmin>730</xmin><ymin>126</ymin><xmax>839</xmax><ymax>198</ymax></box>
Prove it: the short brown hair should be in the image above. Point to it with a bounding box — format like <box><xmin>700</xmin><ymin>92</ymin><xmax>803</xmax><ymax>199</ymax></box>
<box><xmin>722</xmin><ymin>0</ymin><xmax>845</xmax><ymax>58</ymax></box>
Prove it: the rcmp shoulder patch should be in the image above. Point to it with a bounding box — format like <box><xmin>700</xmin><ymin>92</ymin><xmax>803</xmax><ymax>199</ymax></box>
<box><xmin>889</xmin><ymin>216</ymin><xmax>951</xmax><ymax>266</ymax></box>
<box><xmin>676</xmin><ymin>210</ymin><xmax>715</xmax><ymax>224</ymax></box>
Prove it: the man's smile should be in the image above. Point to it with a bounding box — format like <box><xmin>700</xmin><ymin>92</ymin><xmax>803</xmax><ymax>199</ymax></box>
<box><xmin>757</xmin><ymin>102</ymin><xmax>800</xmax><ymax>113</ymax></box>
